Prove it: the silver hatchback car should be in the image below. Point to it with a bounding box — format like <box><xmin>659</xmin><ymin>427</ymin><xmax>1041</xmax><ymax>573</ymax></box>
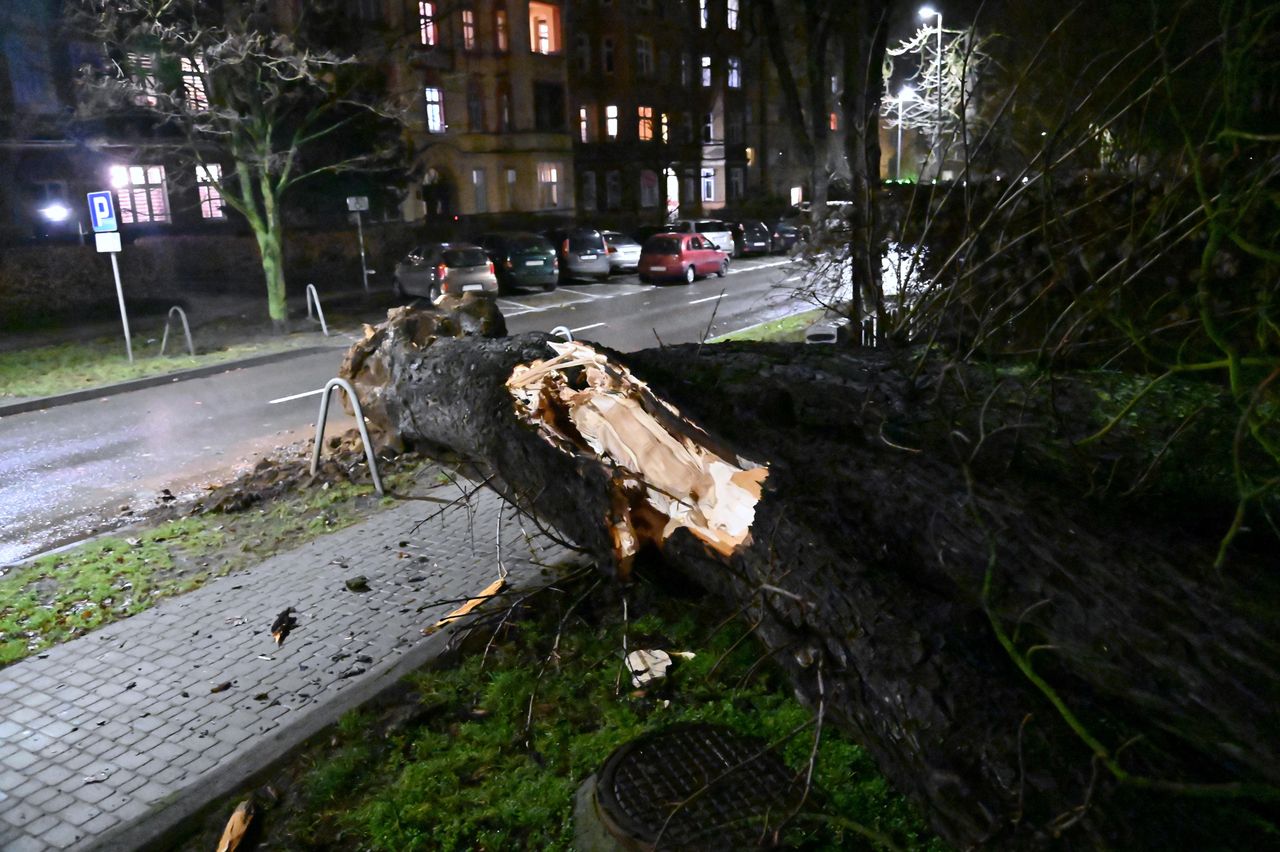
<box><xmin>672</xmin><ymin>219</ymin><xmax>736</xmax><ymax>256</ymax></box>
<box><xmin>393</xmin><ymin>242</ymin><xmax>499</xmax><ymax>302</ymax></box>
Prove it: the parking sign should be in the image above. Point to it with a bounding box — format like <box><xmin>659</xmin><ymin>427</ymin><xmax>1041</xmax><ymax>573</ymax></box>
<box><xmin>87</xmin><ymin>191</ymin><xmax>118</xmax><ymax>233</ymax></box>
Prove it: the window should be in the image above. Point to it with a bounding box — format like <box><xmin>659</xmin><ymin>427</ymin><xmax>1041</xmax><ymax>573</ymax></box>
<box><xmin>602</xmin><ymin>38</ymin><xmax>614</xmax><ymax>74</ymax></box>
<box><xmin>109</xmin><ymin>164</ymin><xmax>170</xmax><ymax>224</ymax></box>
<box><xmin>636</xmin><ymin>36</ymin><xmax>653</xmax><ymax>75</ymax></box>
<box><xmin>831</xmin><ymin>74</ymin><xmax>839</xmax><ymax>94</ymax></box>
<box><xmin>196</xmin><ymin>164</ymin><xmax>224</xmax><ymax>219</ymax></box>
<box><xmin>419</xmin><ymin>1</ymin><xmax>437</xmax><ymax>46</ymax></box>
<box><xmin>575</xmin><ymin>34</ymin><xmax>589</xmax><ymax>72</ymax></box>
<box><xmin>698</xmin><ymin>0</ymin><xmax>708</xmax><ymax>28</ymax></box>
<box><xmin>605</xmin><ymin>104</ymin><xmax>618</xmax><ymax>139</ymax></box>
<box><xmin>471</xmin><ymin>168</ymin><xmax>487</xmax><ymax>212</ymax></box>
<box><xmin>579</xmin><ymin>106</ymin><xmax>590</xmax><ymax>142</ymax></box>
<box><xmin>681</xmin><ymin>52</ymin><xmax>691</xmax><ymax>86</ymax></box>
<box><xmin>702</xmin><ymin>112</ymin><xmax>714</xmax><ymax>142</ymax></box>
<box><xmin>497</xmin><ymin>82</ymin><xmax>512</xmax><ymax>131</ymax></box>
<box><xmin>681</xmin><ymin>112</ymin><xmax>693</xmax><ymax>142</ymax></box>
<box><xmin>533</xmin><ymin>82</ymin><xmax>565</xmax><ymax>131</ymax></box>
<box><xmin>181</xmin><ymin>56</ymin><xmax>208</xmax><ymax>111</ymax></box>
<box><xmin>605</xmin><ymin>171</ymin><xmax>621</xmax><ymax>210</ymax></box>
<box><xmin>640</xmin><ymin>169</ymin><xmax>659</xmax><ymax>207</ymax></box>
<box><xmin>537</xmin><ymin>162</ymin><xmax>561</xmax><ymax>208</ymax></box>
<box><xmin>495</xmin><ymin>9</ymin><xmax>509</xmax><ymax>51</ymax></box>
<box><xmin>7</xmin><ymin>34</ymin><xmax>57</xmax><ymax>110</ymax></box>
<box><xmin>581</xmin><ymin>170</ymin><xmax>597</xmax><ymax>211</ymax></box>
<box><xmin>727</xmin><ymin>0</ymin><xmax>739</xmax><ymax>29</ymax></box>
<box><xmin>700</xmin><ymin>55</ymin><xmax>711</xmax><ymax>87</ymax></box>
<box><xmin>505</xmin><ymin>167</ymin><xmax>518</xmax><ymax>208</ymax></box>
<box><xmin>727</xmin><ymin>111</ymin><xmax>744</xmax><ymax>143</ymax></box>
<box><xmin>637</xmin><ymin>106</ymin><xmax>653</xmax><ymax>141</ymax></box>
<box><xmin>424</xmin><ymin>87</ymin><xmax>445</xmax><ymax>132</ymax></box>
<box><xmin>701</xmin><ymin>167</ymin><xmax>716</xmax><ymax>202</ymax></box>
<box><xmin>728</xmin><ymin>56</ymin><xmax>741</xmax><ymax>88</ymax></box>
<box><xmin>829</xmin><ymin>111</ymin><xmax>838</xmax><ymax>130</ymax></box>
<box><xmin>462</xmin><ymin>9</ymin><xmax>476</xmax><ymax>50</ymax></box>
<box><xmin>127</xmin><ymin>52</ymin><xmax>158</xmax><ymax>106</ymax></box>
<box><xmin>528</xmin><ymin>2</ymin><xmax>561</xmax><ymax>54</ymax></box>
<box><xmin>467</xmin><ymin>77</ymin><xmax>485</xmax><ymax>131</ymax></box>
<box><xmin>729</xmin><ymin>167</ymin><xmax>744</xmax><ymax>201</ymax></box>
<box><xmin>660</xmin><ymin>113</ymin><xmax>670</xmax><ymax>143</ymax></box>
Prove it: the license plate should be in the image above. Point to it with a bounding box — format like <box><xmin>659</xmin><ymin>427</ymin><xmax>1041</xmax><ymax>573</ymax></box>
<box><xmin>524</xmin><ymin>260</ymin><xmax>543</xmax><ymax>266</ymax></box>
<box><xmin>649</xmin><ymin>265</ymin><xmax>666</xmax><ymax>272</ymax></box>
<box><xmin>463</xmin><ymin>284</ymin><xmax>484</xmax><ymax>291</ymax></box>
<box><xmin>579</xmin><ymin>254</ymin><xmax>596</xmax><ymax>260</ymax></box>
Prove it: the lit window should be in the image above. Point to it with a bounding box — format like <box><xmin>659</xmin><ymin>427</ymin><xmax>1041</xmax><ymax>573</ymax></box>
<box><xmin>497</xmin><ymin>83</ymin><xmax>512</xmax><ymax>131</ymax></box>
<box><xmin>606</xmin><ymin>104</ymin><xmax>618</xmax><ymax>139</ymax></box>
<box><xmin>528</xmin><ymin>2</ymin><xmax>561</xmax><ymax>54</ymax></box>
<box><xmin>700</xmin><ymin>55</ymin><xmax>711</xmax><ymax>87</ymax></box>
<box><xmin>419</xmin><ymin>2</ymin><xmax>437</xmax><ymax>46</ymax></box>
<box><xmin>660</xmin><ymin>113</ymin><xmax>669</xmax><ymax>143</ymax></box>
<box><xmin>727</xmin><ymin>56</ymin><xmax>741</xmax><ymax>88</ymax></box>
<box><xmin>424</xmin><ymin>87</ymin><xmax>445</xmax><ymax>133</ymax></box>
<box><xmin>462</xmin><ymin>9</ymin><xmax>476</xmax><ymax>50</ymax></box>
<box><xmin>729</xmin><ymin>167</ymin><xmax>744</xmax><ymax>201</ymax></box>
<box><xmin>505</xmin><ymin>167</ymin><xmax>518</xmax><ymax>208</ymax></box>
<box><xmin>495</xmin><ymin>10</ymin><xmax>509</xmax><ymax>51</ymax></box>
<box><xmin>196</xmin><ymin>164</ymin><xmax>223</xmax><ymax>219</ymax></box>
<box><xmin>602</xmin><ymin>37</ymin><xmax>614</xmax><ymax>74</ymax></box>
<box><xmin>640</xmin><ymin>169</ymin><xmax>659</xmax><ymax>207</ymax></box>
<box><xmin>702</xmin><ymin>112</ymin><xmax>714</xmax><ymax>142</ymax></box>
<box><xmin>727</xmin><ymin>0</ymin><xmax>739</xmax><ymax>29</ymax></box>
<box><xmin>579</xmin><ymin>106</ymin><xmax>589</xmax><ymax>142</ymax></box>
<box><xmin>471</xmin><ymin>168</ymin><xmax>487</xmax><ymax>213</ymax></box>
<box><xmin>181</xmin><ymin>56</ymin><xmax>208</xmax><ymax>111</ymax></box>
<box><xmin>829</xmin><ymin>111</ymin><xmax>838</xmax><ymax>130</ymax></box>
<box><xmin>581</xmin><ymin>170</ymin><xmax>597</xmax><ymax>211</ymax></box>
<box><xmin>637</xmin><ymin>106</ymin><xmax>653</xmax><ymax>141</ymax></box>
<box><xmin>698</xmin><ymin>0</ymin><xmax>708</xmax><ymax>28</ymax></box>
<box><xmin>605</xmin><ymin>171</ymin><xmax>621</xmax><ymax>209</ymax></box>
<box><xmin>636</xmin><ymin>36</ymin><xmax>653</xmax><ymax>76</ymax></box>
<box><xmin>110</xmin><ymin>164</ymin><xmax>169</xmax><ymax>224</ymax></box>
<box><xmin>127</xmin><ymin>52</ymin><xmax>158</xmax><ymax>106</ymax></box>
<box><xmin>537</xmin><ymin>162</ymin><xmax>561</xmax><ymax>208</ymax></box>
<box><xmin>701</xmin><ymin>167</ymin><xmax>716</xmax><ymax>202</ymax></box>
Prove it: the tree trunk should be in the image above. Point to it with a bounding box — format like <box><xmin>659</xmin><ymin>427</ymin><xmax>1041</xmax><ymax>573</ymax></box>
<box><xmin>255</xmin><ymin>206</ymin><xmax>287</xmax><ymax>328</ymax></box>
<box><xmin>340</xmin><ymin>304</ymin><xmax>1280</xmax><ymax>850</ymax></box>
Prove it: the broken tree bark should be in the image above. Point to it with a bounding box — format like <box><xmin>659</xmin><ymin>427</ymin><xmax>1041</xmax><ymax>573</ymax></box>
<box><xmin>341</xmin><ymin>302</ymin><xmax>1280</xmax><ymax>849</ymax></box>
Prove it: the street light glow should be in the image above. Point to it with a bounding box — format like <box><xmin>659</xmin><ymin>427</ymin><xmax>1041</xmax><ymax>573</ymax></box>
<box><xmin>919</xmin><ymin>5</ymin><xmax>939</xmax><ymax>19</ymax></box>
<box><xmin>40</xmin><ymin>203</ymin><xmax>70</xmax><ymax>223</ymax></box>
<box><xmin>897</xmin><ymin>86</ymin><xmax>916</xmax><ymax>102</ymax></box>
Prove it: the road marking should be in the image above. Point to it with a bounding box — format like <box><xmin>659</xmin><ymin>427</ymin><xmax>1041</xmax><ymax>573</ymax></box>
<box><xmin>268</xmin><ymin>388</ymin><xmax>326</xmax><ymax>405</ymax></box>
<box><xmin>688</xmin><ymin>294</ymin><xmax>725</xmax><ymax>305</ymax></box>
<box><xmin>570</xmin><ymin>322</ymin><xmax>607</xmax><ymax>333</ymax></box>
<box><xmin>559</xmin><ymin>286</ymin><xmax>608</xmax><ymax>299</ymax></box>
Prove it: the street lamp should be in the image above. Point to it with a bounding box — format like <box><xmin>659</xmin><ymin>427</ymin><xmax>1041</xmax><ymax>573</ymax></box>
<box><xmin>894</xmin><ymin>87</ymin><xmax>915</xmax><ymax>181</ymax></box>
<box><xmin>39</xmin><ymin>203</ymin><xmax>70</xmax><ymax>223</ymax></box>
<box><xmin>919</xmin><ymin>5</ymin><xmax>943</xmax><ymax>178</ymax></box>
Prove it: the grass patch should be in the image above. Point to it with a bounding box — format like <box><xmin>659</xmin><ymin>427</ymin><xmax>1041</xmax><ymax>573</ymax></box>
<box><xmin>207</xmin><ymin>577</ymin><xmax>945</xmax><ymax>851</ymax></box>
<box><xmin>711</xmin><ymin>308</ymin><xmax>826</xmax><ymax>343</ymax></box>
<box><xmin>0</xmin><ymin>458</ymin><xmax>429</xmax><ymax>666</ymax></box>
<box><xmin>0</xmin><ymin>333</ymin><xmax>326</xmax><ymax>400</ymax></box>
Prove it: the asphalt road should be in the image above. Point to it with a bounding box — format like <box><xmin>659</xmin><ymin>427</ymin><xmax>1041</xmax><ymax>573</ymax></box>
<box><xmin>0</xmin><ymin>255</ymin><xmax>807</xmax><ymax>565</ymax></box>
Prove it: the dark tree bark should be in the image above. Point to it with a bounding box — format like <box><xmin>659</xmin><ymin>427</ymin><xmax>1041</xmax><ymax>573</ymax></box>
<box><xmin>341</xmin><ymin>304</ymin><xmax>1280</xmax><ymax>850</ymax></box>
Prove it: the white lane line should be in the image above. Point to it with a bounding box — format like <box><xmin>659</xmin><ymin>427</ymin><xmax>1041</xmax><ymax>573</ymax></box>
<box><xmin>688</xmin><ymin>294</ymin><xmax>725</xmax><ymax>305</ymax></box>
<box><xmin>497</xmin><ymin>298</ymin><xmax>536</xmax><ymax>312</ymax></box>
<box><xmin>570</xmin><ymin>322</ymin><xmax>607</xmax><ymax>333</ymax></box>
<box><xmin>268</xmin><ymin>388</ymin><xmax>326</xmax><ymax>405</ymax></box>
<box><xmin>558</xmin><ymin>286</ymin><xmax>609</xmax><ymax>299</ymax></box>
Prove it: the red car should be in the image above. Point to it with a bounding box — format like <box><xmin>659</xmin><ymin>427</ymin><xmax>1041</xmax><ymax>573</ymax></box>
<box><xmin>638</xmin><ymin>233</ymin><xmax>729</xmax><ymax>284</ymax></box>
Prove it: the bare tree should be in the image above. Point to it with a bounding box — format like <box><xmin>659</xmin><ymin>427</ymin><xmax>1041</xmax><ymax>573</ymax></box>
<box><xmin>75</xmin><ymin>0</ymin><xmax>403</xmax><ymax>327</ymax></box>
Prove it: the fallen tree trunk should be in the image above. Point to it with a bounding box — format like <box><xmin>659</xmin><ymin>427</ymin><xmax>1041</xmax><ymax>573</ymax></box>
<box><xmin>341</xmin><ymin>302</ymin><xmax>1280</xmax><ymax>849</ymax></box>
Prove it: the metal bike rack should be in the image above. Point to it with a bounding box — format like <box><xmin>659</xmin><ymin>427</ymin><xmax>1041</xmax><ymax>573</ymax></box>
<box><xmin>305</xmin><ymin>283</ymin><xmax>329</xmax><ymax>336</ymax></box>
<box><xmin>550</xmin><ymin>325</ymin><xmax>573</xmax><ymax>342</ymax></box>
<box><xmin>159</xmin><ymin>306</ymin><xmax>195</xmax><ymax>356</ymax></box>
<box><xmin>310</xmin><ymin>377</ymin><xmax>384</xmax><ymax>496</ymax></box>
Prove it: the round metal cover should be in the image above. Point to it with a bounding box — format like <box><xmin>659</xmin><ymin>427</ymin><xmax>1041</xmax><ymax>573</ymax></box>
<box><xmin>593</xmin><ymin>723</ymin><xmax>805</xmax><ymax>850</ymax></box>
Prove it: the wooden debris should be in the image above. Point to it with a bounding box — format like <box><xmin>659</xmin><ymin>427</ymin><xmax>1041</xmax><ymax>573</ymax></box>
<box><xmin>422</xmin><ymin>578</ymin><xmax>506</xmax><ymax>635</ymax></box>
<box><xmin>215</xmin><ymin>799</ymin><xmax>254</xmax><ymax>852</ymax></box>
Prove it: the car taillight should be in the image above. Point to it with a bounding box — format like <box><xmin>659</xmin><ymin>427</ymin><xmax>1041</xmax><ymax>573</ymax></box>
<box><xmin>562</xmin><ymin>239</ymin><xmax>569</xmax><ymax>253</ymax></box>
<box><xmin>435</xmin><ymin>263</ymin><xmax>448</xmax><ymax>279</ymax></box>
<box><xmin>488</xmin><ymin>261</ymin><xmax>496</xmax><ymax>275</ymax></box>
<box><xmin>607</xmin><ymin>246</ymin><xmax>617</xmax><ymax>254</ymax></box>
<box><xmin>504</xmin><ymin>258</ymin><xmax>513</xmax><ymax>269</ymax></box>
<box><xmin>552</xmin><ymin>257</ymin><xmax>559</xmax><ymax>269</ymax></box>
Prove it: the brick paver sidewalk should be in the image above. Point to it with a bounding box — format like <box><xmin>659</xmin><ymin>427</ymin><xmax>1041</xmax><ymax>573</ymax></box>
<box><xmin>0</xmin><ymin>483</ymin><xmax>580</xmax><ymax>852</ymax></box>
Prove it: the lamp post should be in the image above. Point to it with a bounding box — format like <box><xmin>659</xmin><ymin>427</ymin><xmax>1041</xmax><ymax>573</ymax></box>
<box><xmin>919</xmin><ymin>6</ymin><xmax>943</xmax><ymax>178</ymax></box>
<box><xmin>894</xmin><ymin>86</ymin><xmax>915</xmax><ymax>180</ymax></box>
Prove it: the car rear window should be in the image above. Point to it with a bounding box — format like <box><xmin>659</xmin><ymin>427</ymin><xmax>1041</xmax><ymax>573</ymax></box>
<box><xmin>443</xmin><ymin>248</ymin><xmax>489</xmax><ymax>268</ymax></box>
<box><xmin>605</xmin><ymin>233</ymin><xmax>639</xmax><ymax>247</ymax></box>
<box><xmin>568</xmin><ymin>232</ymin><xmax>605</xmax><ymax>252</ymax></box>
<box><xmin>510</xmin><ymin>235</ymin><xmax>552</xmax><ymax>252</ymax></box>
<box><xmin>695</xmin><ymin>220</ymin><xmax>728</xmax><ymax>233</ymax></box>
<box><xmin>643</xmin><ymin>236</ymin><xmax>680</xmax><ymax>255</ymax></box>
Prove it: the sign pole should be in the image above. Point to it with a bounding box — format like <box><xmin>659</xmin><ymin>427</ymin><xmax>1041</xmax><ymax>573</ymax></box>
<box><xmin>109</xmin><ymin>251</ymin><xmax>133</xmax><ymax>363</ymax></box>
<box><xmin>356</xmin><ymin>211</ymin><xmax>369</xmax><ymax>292</ymax></box>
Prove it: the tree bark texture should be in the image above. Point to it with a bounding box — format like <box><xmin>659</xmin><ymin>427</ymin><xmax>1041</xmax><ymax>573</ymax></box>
<box><xmin>341</xmin><ymin>304</ymin><xmax>1279</xmax><ymax>850</ymax></box>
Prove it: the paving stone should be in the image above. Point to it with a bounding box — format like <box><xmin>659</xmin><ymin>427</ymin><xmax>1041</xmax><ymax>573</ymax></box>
<box><xmin>69</xmin><ymin>781</ymin><xmax>114</xmax><ymax>805</ymax></box>
<box><xmin>1</xmin><ymin>833</ymin><xmax>47</xmax><ymax>852</ymax></box>
<box><xmin>41</xmin><ymin>821</ymin><xmax>83</xmax><ymax>849</ymax></box>
<box><xmin>33</xmin><ymin>764</ymin><xmax>74</xmax><ymax>788</ymax></box>
<box><xmin>59</xmin><ymin>799</ymin><xmax>102</xmax><ymax>827</ymax></box>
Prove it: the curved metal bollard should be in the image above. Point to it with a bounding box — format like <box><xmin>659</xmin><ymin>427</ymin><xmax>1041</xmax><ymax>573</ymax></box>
<box><xmin>305</xmin><ymin>284</ymin><xmax>329</xmax><ymax>336</ymax></box>
<box><xmin>549</xmin><ymin>325</ymin><xmax>573</xmax><ymax>342</ymax></box>
<box><xmin>159</xmin><ymin>306</ymin><xmax>195</xmax><ymax>356</ymax></box>
<box><xmin>310</xmin><ymin>377</ymin><xmax>384</xmax><ymax>495</ymax></box>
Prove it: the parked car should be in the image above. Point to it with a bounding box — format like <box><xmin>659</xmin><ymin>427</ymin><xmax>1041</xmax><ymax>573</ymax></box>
<box><xmin>633</xmin><ymin>224</ymin><xmax>673</xmax><ymax>244</ymax></box>
<box><xmin>544</xmin><ymin>227</ymin><xmax>611</xmax><ymax>282</ymax></box>
<box><xmin>473</xmin><ymin>231</ymin><xmax>558</xmax><ymax>292</ymax></box>
<box><xmin>392</xmin><ymin>242</ymin><xmax>498</xmax><ymax>302</ymax></box>
<box><xmin>732</xmin><ymin>220</ymin><xmax>773</xmax><ymax>256</ymax></box>
<box><xmin>671</xmin><ymin>219</ymin><xmax>736</xmax><ymax>255</ymax></box>
<box><xmin>638</xmin><ymin>232</ymin><xmax>729</xmax><ymax>284</ymax></box>
<box><xmin>601</xmin><ymin>230</ymin><xmax>642</xmax><ymax>273</ymax></box>
<box><xmin>770</xmin><ymin>221</ymin><xmax>802</xmax><ymax>252</ymax></box>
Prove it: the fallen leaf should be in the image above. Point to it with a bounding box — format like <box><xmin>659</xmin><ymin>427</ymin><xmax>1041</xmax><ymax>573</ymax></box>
<box><xmin>216</xmin><ymin>799</ymin><xmax>254</xmax><ymax>852</ymax></box>
<box><xmin>210</xmin><ymin>681</ymin><xmax>232</xmax><ymax>694</ymax></box>
<box><xmin>270</xmin><ymin>607</ymin><xmax>298</xmax><ymax>646</ymax></box>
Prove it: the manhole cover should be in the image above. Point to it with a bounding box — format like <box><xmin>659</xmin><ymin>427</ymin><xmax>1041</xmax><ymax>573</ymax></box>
<box><xmin>593</xmin><ymin>723</ymin><xmax>806</xmax><ymax>850</ymax></box>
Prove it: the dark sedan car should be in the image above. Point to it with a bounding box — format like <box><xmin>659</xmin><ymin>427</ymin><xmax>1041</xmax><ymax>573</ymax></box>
<box><xmin>474</xmin><ymin>231</ymin><xmax>558</xmax><ymax>292</ymax></box>
<box><xmin>733</xmin><ymin>220</ymin><xmax>773</xmax><ymax>256</ymax></box>
<box><xmin>771</xmin><ymin>221</ymin><xmax>802</xmax><ymax>253</ymax></box>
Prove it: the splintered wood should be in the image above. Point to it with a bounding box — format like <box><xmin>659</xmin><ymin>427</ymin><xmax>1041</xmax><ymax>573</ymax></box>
<box><xmin>507</xmin><ymin>341</ymin><xmax>768</xmax><ymax>571</ymax></box>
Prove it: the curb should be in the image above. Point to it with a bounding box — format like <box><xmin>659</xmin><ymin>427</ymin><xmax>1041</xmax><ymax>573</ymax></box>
<box><xmin>0</xmin><ymin>345</ymin><xmax>342</xmax><ymax>418</ymax></box>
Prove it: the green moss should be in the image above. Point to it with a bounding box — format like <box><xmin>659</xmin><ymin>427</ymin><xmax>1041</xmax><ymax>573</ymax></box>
<box><xmin>710</xmin><ymin>308</ymin><xmax>827</xmax><ymax>343</ymax></box>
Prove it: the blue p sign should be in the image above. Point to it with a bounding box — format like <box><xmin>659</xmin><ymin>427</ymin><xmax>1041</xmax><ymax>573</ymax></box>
<box><xmin>87</xmin><ymin>191</ymin><xmax>118</xmax><ymax>233</ymax></box>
